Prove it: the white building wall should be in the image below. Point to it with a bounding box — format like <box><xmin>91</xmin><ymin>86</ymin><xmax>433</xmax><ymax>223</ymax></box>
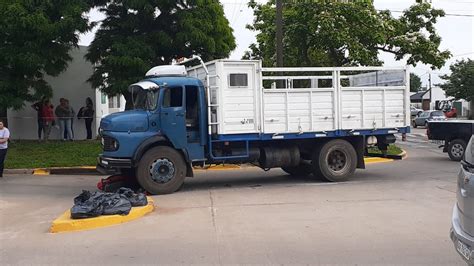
<box><xmin>7</xmin><ymin>46</ymin><xmax>112</xmax><ymax>140</ymax></box>
<box><xmin>421</xmin><ymin>87</ymin><xmax>449</xmax><ymax>110</ymax></box>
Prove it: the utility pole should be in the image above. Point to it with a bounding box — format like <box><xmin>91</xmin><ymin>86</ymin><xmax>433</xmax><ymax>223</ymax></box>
<box><xmin>429</xmin><ymin>73</ymin><xmax>432</xmax><ymax>109</ymax></box>
<box><xmin>275</xmin><ymin>0</ymin><xmax>284</xmax><ymax>88</ymax></box>
<box><xmin>276</xmin><ymin>0</ymin><xmax>283</xmax><ymax>68</ymax></box>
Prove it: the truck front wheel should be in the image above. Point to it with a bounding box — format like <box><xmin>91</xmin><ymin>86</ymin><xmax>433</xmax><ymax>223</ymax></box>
<box><xmin>312</xmin><ymin>139</ymin><xmax>357</xmax><ymax>182</ymax></box>
<box><xmin>448</xmin><ymin>139</ymin><xmax>466</xmax><ymax>161</ymax></box>
<box><xmin>136</xmin><ymin>146</ymin><xmax>186</xmax><ymax>195</ymax></box>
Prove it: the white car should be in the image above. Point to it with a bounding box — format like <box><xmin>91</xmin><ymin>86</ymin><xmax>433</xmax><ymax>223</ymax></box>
<box><xmin>450</xmin><ymin>135</ymin><xmax>474</xmax><ymax>265</ymax></box>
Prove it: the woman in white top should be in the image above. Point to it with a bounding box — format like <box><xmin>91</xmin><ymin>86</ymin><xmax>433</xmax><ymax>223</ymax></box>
<box><xmin>0</xmin><ymin>120</ymin><xmax>10</xmax><ymax>177</ymax></box>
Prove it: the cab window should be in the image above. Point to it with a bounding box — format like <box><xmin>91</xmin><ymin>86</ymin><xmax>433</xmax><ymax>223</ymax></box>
<box><xmin>162</xmin><ymin>87</ymin><xmax>183</xmax><ymax>108</ymax></box>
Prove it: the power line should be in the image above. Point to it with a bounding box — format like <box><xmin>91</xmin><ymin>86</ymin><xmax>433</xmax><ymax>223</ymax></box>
<box><xmin>232</xmin><ymin>0</ymin><xmax>245</xmax><ymax>25</ymax></box>
<box><xmin>384</xmin><ymin>10</ymin><xmax>474</xmax><ymax>17</ymax></box>
<box><xmin>453</xmin><ymin>52</ymin><xmax>474</xmax><ymax>57</ymax></box>
<box><xmin>222</xmin><ymin>2</ymin><xmax>474</xmax><ymax>17</ymax></box>
<box><xmin>433</xmin><ymin>0</ymin><xmax>474</xmax><ymax>3</ymax></box>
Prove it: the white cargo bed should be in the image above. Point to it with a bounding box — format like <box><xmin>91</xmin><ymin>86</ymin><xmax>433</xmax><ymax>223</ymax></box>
<box><xmin>186</xmin><ymin>60</ymin><xmax>410</xmax><ymax>135</ymax></box>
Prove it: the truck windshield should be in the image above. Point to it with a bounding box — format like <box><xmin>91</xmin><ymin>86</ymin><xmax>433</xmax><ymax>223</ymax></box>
<box><xmin>130</xmin><ymin>86</ymin><xmax>160</xmax><ymax>111</ymax></box>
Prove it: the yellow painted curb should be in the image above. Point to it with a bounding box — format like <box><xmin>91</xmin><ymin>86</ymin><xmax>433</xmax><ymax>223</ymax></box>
<box><xmin>79</xmin><ymin>166</ymin><xmax>96</xmax><ymax>170</ymax></box>
<box><xmin>33</xmin><ymin>169</ymin><xmax>50</xmax><ymax>175</ymax></box>
<box><xmin>194</xmin><ymin>164</ymin><xmax>241</xmax><ymax>171</ymax></box>
<box><xmin>364</xmin><ymin>157</ymin><xmax>394</xmax><ymax>164</ymax></box>
<box><xmin>192</xmin><ymin>158</ymin><xmax>393</xmax><ymax>171</ymax></box>
<box><xmin>50</xmin><ymin>197</ymin><xmax>154</xmax><ymax>233</ymax></box>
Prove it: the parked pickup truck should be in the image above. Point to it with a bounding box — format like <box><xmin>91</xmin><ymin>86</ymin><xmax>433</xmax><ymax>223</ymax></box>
<box><xmin>427</xmin><ymin>120</ymin><xmax>474</xmax><ymax>161</ymax></box>
<box><xmin>97</xmin><ymin>57</ymin><xmax>410</xmax><ymax>194</ymax></box>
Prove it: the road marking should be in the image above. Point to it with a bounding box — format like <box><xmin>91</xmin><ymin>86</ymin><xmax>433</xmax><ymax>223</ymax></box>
<box><xmin>50</xmin><ymin>197</ymin><xmax>154</xmax><ymax>233</ymax></box>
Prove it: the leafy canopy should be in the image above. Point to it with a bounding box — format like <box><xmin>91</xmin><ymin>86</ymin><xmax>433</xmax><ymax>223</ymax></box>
<box><xmin>440</xmin><ymin>59</ymin><xmax>474</xmax><ymax>102</ymax></box>
<box><xmin>86</xmin><ymin>0</ymin><xmax>236</xmax><ymax>102</ymax></box>
<box><xmin>410</xmin><ymin>73</ymin><xmax>422</xmax><ymax>92</ymax></box>
<box><xmin>244</xmin><ymin>0</ymin><xmax>451</xmax><ymax>68</ymax></box>
<box><xmin>0</xmin><ymin>0</ymin><xmax>93</xmax><ymax>111</ymax></box>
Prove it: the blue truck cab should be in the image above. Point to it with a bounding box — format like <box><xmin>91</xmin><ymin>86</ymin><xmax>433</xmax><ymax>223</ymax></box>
<box><xmin>98</xmin><ymin>59</ymin><xmax>410</xmax><ymax>195</ymax></box>
<box><xmin>98</xmin><ymin>67</ymin><xmax>213</xmax><ymax>194</ymax></box>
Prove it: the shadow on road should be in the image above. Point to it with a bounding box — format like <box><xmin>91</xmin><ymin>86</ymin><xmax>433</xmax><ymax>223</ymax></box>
<box><xmin>180</xmin><ymin>171</ymin><xmax>325</xmax><ymax>193</ymax></box>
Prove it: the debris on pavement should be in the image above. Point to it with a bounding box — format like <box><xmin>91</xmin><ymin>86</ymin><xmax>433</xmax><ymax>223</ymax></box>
<box><xmin>70</xmin><ymin>188</ymin><xmax>148</xmax><ymax>219</ymax></box>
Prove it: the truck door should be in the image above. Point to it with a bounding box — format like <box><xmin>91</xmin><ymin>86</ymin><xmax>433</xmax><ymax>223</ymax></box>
<box><xmin>160</xmin><ymin>86</ymin><xmax>187</xmax><ymax>149</ymax></box>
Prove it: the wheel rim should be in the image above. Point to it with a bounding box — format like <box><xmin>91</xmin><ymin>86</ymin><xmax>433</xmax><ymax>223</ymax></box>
<box><xmin>327</xmin><ymin>149</ymin><xmax>348</xmax><ymax>173</ymax></box>
<box><xmin>451</xmin><ymin>144</ymin><xmax>464</xmax><ymax>158</ymax></box>
<box><xmin>149</xmin><ymin>158</ymin><xmax>175</xmax><ymax>183</ymax></box>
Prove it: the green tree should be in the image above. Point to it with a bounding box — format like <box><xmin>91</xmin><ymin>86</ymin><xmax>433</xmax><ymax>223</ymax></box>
<box><xmin>244</xmin><ymin>0</ymin><xmax>450</xmax><ymax>69</ymax></box>
<box><xmin>0</xmin><ymin>0</ymin><xmax>93</xmax><ymax>124</ymax></box>
<box><xmin>440</xmin><ymin>59</ymin><xmax>474</xmax><ymax>118</ymax></box>
<box><xmin>410</xmin><ymin>73</ymin><xmax>422</xmax><ymax>92</ymax></box>
<box><xmin>86</xmin><ymin>0</ymin><xmax>236</xmax><ymax>108</ymax></box>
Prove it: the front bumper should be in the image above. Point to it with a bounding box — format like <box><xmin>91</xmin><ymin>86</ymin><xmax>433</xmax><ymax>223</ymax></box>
<box><xmin>450</xmin><ymin>204</ymin><xmax>474</xmax><ymax>265</ymax></box>
<box><xmin>96</xmin><ymin>156</ymin><xmax>133</xmax><ymax>174</ymax></box>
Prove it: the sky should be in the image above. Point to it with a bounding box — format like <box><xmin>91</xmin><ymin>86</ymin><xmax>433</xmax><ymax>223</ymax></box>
<box><xmin>79</xmin><ymin>0</ymin><xmax>474</xmax><ymax>87</ymax></box>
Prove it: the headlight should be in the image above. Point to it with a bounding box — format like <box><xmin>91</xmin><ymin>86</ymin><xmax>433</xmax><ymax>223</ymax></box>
<box><xmin>112</xmin><ymin>140</ymin><xmax>119</xmax><ymax>150</ymax></box>
<box><xmin>102</xmin><ymin>136</ymin><xmax>119</xmax><ymax>151</ymax></box>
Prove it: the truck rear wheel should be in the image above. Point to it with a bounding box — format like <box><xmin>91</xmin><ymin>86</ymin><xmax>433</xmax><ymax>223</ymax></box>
<box><xmin>448</xmin><ymin>139</ymin><xmax>466</xmax><ymax>161</ymax></box>
<box><xmin>281</xmin><ymin>161</ymin><xmax>312</xmax><ymax>177</ymax></box>
<box><xmin>136</xmin><ymin>146</ymin><xmax>186</xmax><ymax>195</ymax></box>
<box><xmin>312</xmin><ymin>139</ymin><xmax>357</xmax><ymax>182</ymax></box>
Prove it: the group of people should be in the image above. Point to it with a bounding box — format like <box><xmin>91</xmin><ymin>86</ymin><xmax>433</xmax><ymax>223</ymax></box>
<box><xmin>32</xmin><ymin>97</ymin><xmax>95</xmax><ymax>141</ymax></box>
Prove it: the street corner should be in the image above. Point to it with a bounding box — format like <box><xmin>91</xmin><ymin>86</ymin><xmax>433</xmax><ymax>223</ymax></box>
<box><xmin>365</xmin><ymin>148</ymin><xmax>408</xmax><ymax>164</ymax></box>
<box><xmin>49</xmin><ymin>196</ymin><xmax>154</xmax><ymax>233</ymax></box>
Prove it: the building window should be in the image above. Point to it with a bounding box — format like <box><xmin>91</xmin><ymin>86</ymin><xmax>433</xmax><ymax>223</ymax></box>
<box><xmin>101</xmin><ymin>93</ymin><xmax>107</xmax><ymax>104</ymax></box>
<box><xmin>108</xmin><ymin>96</ymin><xmax>121</xmax><ymax>108</ymax></box>
<box><xmin>229</xmin><ymin>73</ymin><xmax>248</xmax><ymax>87</ymax></box>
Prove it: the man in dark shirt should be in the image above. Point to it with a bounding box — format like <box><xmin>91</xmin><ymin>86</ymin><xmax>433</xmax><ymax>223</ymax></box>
<box><xmin>31</xmin><ymin>99</ymin><xmax>45</xmax><ymax>140</ymax></box>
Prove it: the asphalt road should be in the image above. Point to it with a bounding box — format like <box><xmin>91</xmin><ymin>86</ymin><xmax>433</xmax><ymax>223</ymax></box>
<box><xmin>0</xmin><ymin>137</ymin><xmax>466</xmax><ymax>265</ymax></box>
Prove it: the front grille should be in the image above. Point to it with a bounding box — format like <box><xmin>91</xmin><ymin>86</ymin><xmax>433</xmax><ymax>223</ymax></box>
<box><xmin>103</xmin><ymin>136</ymin><xmax>117</xmax><ymax>151</ymax></box>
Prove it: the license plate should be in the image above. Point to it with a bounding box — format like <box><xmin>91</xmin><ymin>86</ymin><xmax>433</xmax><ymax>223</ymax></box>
<box><xmin>456</xmin><ymin>239</ymin><xmax>472</xmax><ymax>261</ymax></box>
<box><xmin>431</xmin><ymin>140</ymin><xmax>444</xmax><ymax>145</ymax></box>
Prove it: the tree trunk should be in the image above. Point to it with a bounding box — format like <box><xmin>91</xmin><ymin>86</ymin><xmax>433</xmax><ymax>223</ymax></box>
<box><xmin>0</xmin><ymin>106</ymin><xmax>8</xmax><ymax>127</ymax></box>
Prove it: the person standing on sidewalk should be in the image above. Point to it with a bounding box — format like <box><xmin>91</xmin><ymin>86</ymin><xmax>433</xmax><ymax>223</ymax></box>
<box><xmin>31</xmin><ymin>98</ymin><xmax>45</xmax><ymax>140</ymax></box>
<box><xmin>41</xmin><ymin>99</ymin><xmax>55</xmax><ymax>141</ymax></box>
<box><xmin>55</xmin><ymin>98</ymin><xmax>73</xmax><ymax>140</ymax></box>
<box><xmin>78</xmin><ymin>97</ymin><xmax>95</xmax><ymax>139</ymax></box>
<box><xmin>66</xmin><ymin>99</ymin><xmax>75</xmax><ymax>140</ymax></box>
<box><xmin>0</xmin><ymin>120</ymin><xmax>10</xmax><ymax>177</ymax></box>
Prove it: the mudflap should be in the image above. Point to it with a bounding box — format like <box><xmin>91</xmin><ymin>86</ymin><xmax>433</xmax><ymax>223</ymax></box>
<box><xmin>346</xmin><ymin>136</ymin><xmax>366</xmax><ymax>169</ymax></box>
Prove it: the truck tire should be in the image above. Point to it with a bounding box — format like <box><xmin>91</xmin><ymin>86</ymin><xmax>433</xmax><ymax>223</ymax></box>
<box><xmin>311</xmin><ymin>139</ymin><xmax>357</xmax><ymax>182</ymax></box>
<box><xmin>448</xmin><ymin>139</ymin><xmax>466</xmax><ymax>161</ymax></box>
<box><xmin>281</xmin><ymin>161</ymin><xmax>312</xmax><ymax>177</ymax></box>
<box><xmin>136</xmin><ymin>146</ymin><xmax>186</xmax><ymax>195</ymax></box>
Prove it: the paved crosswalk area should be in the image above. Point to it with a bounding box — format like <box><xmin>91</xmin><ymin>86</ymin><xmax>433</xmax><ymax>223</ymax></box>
<box><xmin>396</xmin><ymin>130</ymin><xmax>446</xmax><ymax>155</ymax></box>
